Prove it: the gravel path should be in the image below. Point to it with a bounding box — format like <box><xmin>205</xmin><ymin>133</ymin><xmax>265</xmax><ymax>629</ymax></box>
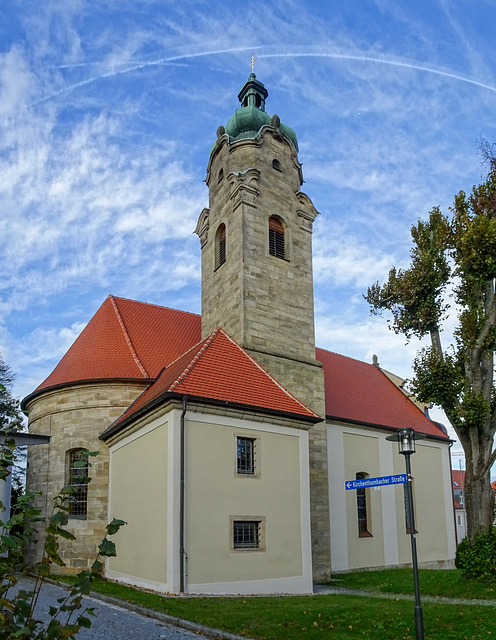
<box><xmin>10</xmin><ymin>579</ymin><xmax>248</xmax><ymax>640</ymax></box>
<box><xmin>314</xmin><ymin>584</ymin><xmax>496</xmax><ymax>607</ymax></box>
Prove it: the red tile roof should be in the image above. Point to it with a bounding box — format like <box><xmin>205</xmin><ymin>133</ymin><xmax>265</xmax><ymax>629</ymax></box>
<box><xmin>316</xmin><ymin>347</ymin><xmax>448</xmax><ymax>439</ymax></box>
<box><xmin>103</xmin><ymin>328</ymin><xmax>320</xmax><ymax>435</ymax></box>
<box><xmin>26</xmin><ymin>296</ymin><xmax>449</xmax><ymax>439</ymax></box>
<box><xmin>452</xmin><ymin>469</ymin><xmax>466</xmax><ymax>488</ymax></box>
<box><xmin>31</xmin><ymin>295</ymin><xmax>201</xmax><ymax>393</ymax></box>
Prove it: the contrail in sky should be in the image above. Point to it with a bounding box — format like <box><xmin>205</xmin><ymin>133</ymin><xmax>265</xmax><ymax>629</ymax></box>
<box><xmin>261</xmin><ymin>52</ymin><xmax>496</xmax><ymax>94</ymax></box>
<box><xmin>32</xmin><ymin>46</ymin><xmax>496</xmax><ymax>107</ymax></box>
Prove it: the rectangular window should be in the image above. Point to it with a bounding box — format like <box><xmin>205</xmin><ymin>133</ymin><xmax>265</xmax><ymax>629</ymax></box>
<box><xmin>230</xmin><ymin>517</ymin><xmax>266</xmax><ymax>552</ymax></box>
<box><xmin>233</xmin><ymin>521</ymin><xmax>260</xmax><ymax>549</ymax></box>
<box><xmin>236</xmin><ymin>436</ymin><xmax>256</xmax><ymax>475</ymax></box>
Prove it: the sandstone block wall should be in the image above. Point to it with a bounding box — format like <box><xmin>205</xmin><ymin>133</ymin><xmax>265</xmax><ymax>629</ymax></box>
<box><xmin>201</xmin><ymin>130</ymin><xmax>319</xmax><ymax>366</ymax></box>
<box><xmin>25</xmin><ymin>382</ymin><xmax>148</xmax><ymax>572</ymax></box>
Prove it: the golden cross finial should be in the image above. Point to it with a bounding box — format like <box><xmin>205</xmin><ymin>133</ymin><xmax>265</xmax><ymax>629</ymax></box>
<box><xmin>250</xmin><ymin>55</ymin><xmax>256</xmax><ymax>73</ymax></box>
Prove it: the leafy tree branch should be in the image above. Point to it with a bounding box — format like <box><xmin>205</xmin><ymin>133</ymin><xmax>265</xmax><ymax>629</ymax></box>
<box><xmin>365</xmin><ymin>152</ymin><xmax>496</xmax><ymax>539</ymax></box>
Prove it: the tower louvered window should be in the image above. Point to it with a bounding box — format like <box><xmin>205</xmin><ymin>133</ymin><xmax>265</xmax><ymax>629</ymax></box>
<box><xmin>215</xmin><ymin>223</ymin><xmax>226</xmax><ymax>269</ymax></box>
<box><xmin>269</xmin><ymin>216</ymin><xmax>285</xmax><ymax>259</ymax></box>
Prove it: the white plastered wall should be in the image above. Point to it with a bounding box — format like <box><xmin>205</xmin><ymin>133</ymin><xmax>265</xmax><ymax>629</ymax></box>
<box><xmin>327</xmin><ymin>422</ymin><xmax>456</xmax><ymax>572</ymax></box>
<box><xmin>106</xmin><ymin>405</ymin><xmax>313</xmax><ymax>595</ymax></box>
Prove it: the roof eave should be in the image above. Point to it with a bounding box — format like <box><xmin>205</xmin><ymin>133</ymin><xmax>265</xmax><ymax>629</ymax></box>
<box><xmin>325</xmin><ymin>414</ymin><xmax>452</xmax><ymax>442</ymax></box>
<box><xmin>21</xmin><ymin>377</ymin><xmax>151</xmax><ymax>412</ymax></box>
<box><xmin>101</xmin><ymin>391</ymin><xmax>323</xmax><ymax>442</ymax></box>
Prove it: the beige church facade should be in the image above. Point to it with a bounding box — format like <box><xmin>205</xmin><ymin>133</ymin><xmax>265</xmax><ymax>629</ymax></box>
<box><xmin>23</xmin><ymin>74</ymin><xmax>456</xmax><ymax>594</ymax></box>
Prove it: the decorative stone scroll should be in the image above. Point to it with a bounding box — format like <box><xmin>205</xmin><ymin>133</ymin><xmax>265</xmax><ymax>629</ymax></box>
<box><xmin>195</xmin><ymin>208</ymin><xmax>210</xmax><ymax>247</ymax></box>
<box><xmin>228</xmin><ymin>168</ymin><xmax>260</xmax><ymax>211</ymax></box>
<box><xmin>296</xmin><ymin>190</ymin><xmax>319</xmax><ymax>232</ymax></box>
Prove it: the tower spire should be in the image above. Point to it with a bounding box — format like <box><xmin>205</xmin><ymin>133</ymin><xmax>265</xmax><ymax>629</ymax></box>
<box><xmin>237</xmin><ymin>72</ymin><xmax>268</xmax><ymax>110</ymax></box>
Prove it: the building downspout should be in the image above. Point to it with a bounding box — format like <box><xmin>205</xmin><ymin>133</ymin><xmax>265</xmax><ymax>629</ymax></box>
<box><xmin>179</xmin><ymin>395</ymin><xmax>188</xmax><ymax>594</ymax></box>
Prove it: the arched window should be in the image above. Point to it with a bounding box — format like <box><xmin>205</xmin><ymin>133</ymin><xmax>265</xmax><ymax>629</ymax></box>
<box><xmin>356</xmin><ymin>472</ymin><xmax>372</xmax><ymax>537</ymax></box>
<box><xmin>215</xmin><ymin>223</ymin><xmax>226</xmax><ymax>269</ymax></box>
<box><xmin>272</xmin><ymin>158</ymin><xmax>282</xmax><ymax>172</ymax></box>
<box><xmin>218</xmin><ymin>168</ymin><xmax>224</xmax><ymax>183</ymax></box>
<box><xmin>66</xmin><ymin>448</ymin><xmax>89</xmax><ymax>518</ymax></box>
<box><xmin>269</xmin><ymin>216</ymin><xmax>285</xmax><ymax>259</ymax></box>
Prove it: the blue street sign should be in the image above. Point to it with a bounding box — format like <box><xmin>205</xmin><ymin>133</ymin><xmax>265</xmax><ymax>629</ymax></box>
<box><xmin>345</xmin><ymin>474</ymin><xmax>407</xmax><ymax>490</ymax></box>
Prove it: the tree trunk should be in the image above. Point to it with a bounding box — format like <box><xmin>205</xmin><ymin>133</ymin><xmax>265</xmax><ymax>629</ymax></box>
<box><xmin>463</xmin><ymin>463</ymin><xmax>494</xmax><ymax>540</ymax></box>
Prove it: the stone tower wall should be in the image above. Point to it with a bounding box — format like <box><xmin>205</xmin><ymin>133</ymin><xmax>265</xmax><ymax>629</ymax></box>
<box><xmin>198</xmin><ymin>125</ymin><xmax>331</xmax><ymax>580</ymax></box>
<box><xmin>25</xmin><ymin>382</ymin><xmax>147</xmax><ymax>572</ymax></box>
<box><xmin>201</xmin><ymin>131</ymin><xmax>319</xmax><ymax>367</ymax></box>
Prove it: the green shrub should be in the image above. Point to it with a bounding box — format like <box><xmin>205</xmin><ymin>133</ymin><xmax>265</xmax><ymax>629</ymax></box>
<box><xmin>455</xmin><ymin>529</ymin><xmax>496</xmax><ymax>579</ymax></box>
<box><xmin>0</xmin><ymin>430</ymin><xmax>126</xmax><ymax>638</ymax></box>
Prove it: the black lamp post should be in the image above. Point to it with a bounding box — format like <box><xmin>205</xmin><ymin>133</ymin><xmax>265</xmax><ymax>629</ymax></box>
<box><xmin>386</xmin><ymin>428</ymin><xmax>424</xmax><ymax>640</ymax></box>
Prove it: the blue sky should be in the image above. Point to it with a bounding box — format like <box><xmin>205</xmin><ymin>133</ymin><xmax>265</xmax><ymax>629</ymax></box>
<box><xmin>1</xmin><ymin>1</ymin><xmax>496</xmax><ymax>460</ymax></box>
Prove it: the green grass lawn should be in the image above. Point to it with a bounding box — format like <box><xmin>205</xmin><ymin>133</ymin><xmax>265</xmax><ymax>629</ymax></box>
<box><xmin>56</xmin><ymin>569</ymin><xmax>496</xmax><ymax>639</ymax></box>
<box><xmin>329</xmin><ymin>567</ymin><xmax>496</xmax><ymax>600</ymax></box>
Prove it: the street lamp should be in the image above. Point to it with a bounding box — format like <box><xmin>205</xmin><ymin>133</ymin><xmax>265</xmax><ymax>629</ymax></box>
<box><xmin>386</xmin><ymin>428</ymin><xmax>425</xmax><ymax>640</ymax></box>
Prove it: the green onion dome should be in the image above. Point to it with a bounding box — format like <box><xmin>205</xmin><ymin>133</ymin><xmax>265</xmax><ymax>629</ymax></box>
<box><xmin>217</xmin><ymin>74</ymin><xmax>298</xmax><ymax>152</ymax></box>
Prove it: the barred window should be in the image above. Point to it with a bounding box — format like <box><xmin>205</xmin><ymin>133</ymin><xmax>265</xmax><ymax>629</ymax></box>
<box><xmin>269</xmin><ymin>216</ymin><xmax>285</xmax><ymax>259</ymax></box>
<box><xmin>67</xmin><ymin>448</ymin><xmax>89</xmax><ymax>518</ymax></box>
<box><xmin>236</xmin><ymin>437</ymin><xmax>255</xmax><ymax>475</ymax></box>
<box><xmin>233</xmin><ymin>521</ymin><xmax>260</xmax><ymax>549</ymax></box>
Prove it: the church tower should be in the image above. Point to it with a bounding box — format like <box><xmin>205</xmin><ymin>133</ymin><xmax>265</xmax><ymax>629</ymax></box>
<box><xmin>196</xmin><ymin>73</ymin><xmax>325</xmax><ymax>418</ymax></box>
<box><xmin>196</xmin><ymin>74</ymin><xmax>330</xmax><ymax>579</ymax></box>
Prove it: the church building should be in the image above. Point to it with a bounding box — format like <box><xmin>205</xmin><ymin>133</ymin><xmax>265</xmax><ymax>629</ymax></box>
<box><xmin>22</xmin><ymin>74</ymin><xmax>456</xmax><ymax>595</ymax></box>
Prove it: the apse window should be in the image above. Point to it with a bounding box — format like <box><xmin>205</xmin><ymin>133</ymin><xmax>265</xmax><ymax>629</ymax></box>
<box><xmin>215</xmin><ymin>223</ymin><xmax>226</xmax><ymax>269</ymax></box>
<box><xmin>356</xmin><ymin>472</ymin><xmax>372</xmax><ymax>537</ymax></box>
<box><xmin>268</xmin><ymin>216</ymin><xmax>286</xmax><ymax>259</ymax></box>
<box><xmin>231</xmin><ymin>517</ymin><xmax>265</xmax><ymax>551</ymax></box>
<box><xmin>236</xmin><ymin>436</ymin><xmax>257</xmax><ymax>475</ymax></box>
<box><xmin>66</xmin><ymin>448</ymin><xmax>89</xmax><ymax>518</ymax></box>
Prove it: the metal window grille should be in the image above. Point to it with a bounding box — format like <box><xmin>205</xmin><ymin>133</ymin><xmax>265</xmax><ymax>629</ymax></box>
<box><xmin>237</xmin><ymin>437</ymin><xmax>255</xmax><ymax>474</ymax></box>
<box><xmin>68</xmin><ymin>449</ymin><xmax>89</xmax><ymax>517</ymax></box>
<box><xmin>269</xmin><ymin>217</ymin><xmax>285</xmax><ymax>259</ymax></box>
<box><xmin>233</xmin><ymin>520</ymin><xmax>260</xmax><ymax>549</ymax></box>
